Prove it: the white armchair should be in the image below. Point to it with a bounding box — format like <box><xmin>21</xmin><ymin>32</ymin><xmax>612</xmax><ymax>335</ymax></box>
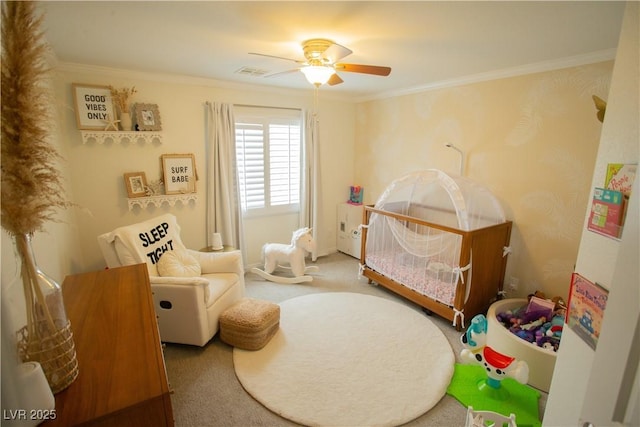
<box><xmin>97</xmin><ymin>213</ymin><xmax>245</xmax><ymax>346</ymax></box>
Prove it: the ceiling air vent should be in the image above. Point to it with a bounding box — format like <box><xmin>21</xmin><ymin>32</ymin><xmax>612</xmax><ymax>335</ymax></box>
<box><xmin>235</xmin><ymin>67</ymin><xmax>270</xmax><ymax>77</ymax></box>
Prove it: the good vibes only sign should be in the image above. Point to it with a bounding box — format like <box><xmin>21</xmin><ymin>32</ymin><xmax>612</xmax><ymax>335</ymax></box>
<box><xmin>72</xmin><ymin>84</ymin><xmax>116</xmax><ymax>130</ymax></box>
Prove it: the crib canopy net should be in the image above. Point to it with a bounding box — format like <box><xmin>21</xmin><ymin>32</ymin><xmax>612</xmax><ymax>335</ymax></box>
<box><xmin>365</xmin><ymin>170</ymin><xmax>507</xmax><ymax>307</ymax></box>
<box><xmin>373</xmin><ymin>169</ymin><xmax>506</xmax><ymax>230</ymax></box>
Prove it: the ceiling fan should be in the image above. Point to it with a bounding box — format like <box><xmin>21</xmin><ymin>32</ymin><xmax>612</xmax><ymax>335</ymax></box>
<box><xmin>249</xmin><ymin>39</ymin><xmax>391</xmax><ymax>87</ymax></box>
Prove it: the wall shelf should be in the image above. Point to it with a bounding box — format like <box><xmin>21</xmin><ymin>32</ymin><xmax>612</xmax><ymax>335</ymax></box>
<box><xmin>81</xmin><ymin>131</ymin><xmax>163</xmax><ymax>145</ymax></box>
<box><xmin>128</xmin><ymin>194</ymin><xmax>197</xmax><ymax>210</ymax></box>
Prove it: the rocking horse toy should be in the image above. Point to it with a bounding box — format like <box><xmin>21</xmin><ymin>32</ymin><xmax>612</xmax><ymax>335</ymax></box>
<box><xmin>251</xmin><ymin>227</ymin><xmax>319</xmax><ymax>284</ymax></box>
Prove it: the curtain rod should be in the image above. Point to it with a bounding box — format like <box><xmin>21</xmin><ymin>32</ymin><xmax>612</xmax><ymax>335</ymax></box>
<box><xmin>205</xmin><ymin>101</ymin><xmax>301</xmax><ymax>112</ymax></box>
<box><xmin>234</xmin><ymin>103</ymin><xmax>301</xmax><ymax>112</ymax></box>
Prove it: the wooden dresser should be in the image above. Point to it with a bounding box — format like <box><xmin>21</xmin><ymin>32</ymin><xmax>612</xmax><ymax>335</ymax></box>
<box><xmin>42</xmin><ymin>263</ymin><xmax>174</xmax><ymax>426</ymax></box>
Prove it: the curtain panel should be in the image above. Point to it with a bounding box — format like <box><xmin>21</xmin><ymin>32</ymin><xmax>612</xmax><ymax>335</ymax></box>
<box><xmin>301</xmin><ymin>110</ymin><xmax>322</xmax><ymax>261</ymax></box>
<box><xmin>205</xmin><ymin>102</ymin><xmax>244</xmax><ymax>258</ymax></box>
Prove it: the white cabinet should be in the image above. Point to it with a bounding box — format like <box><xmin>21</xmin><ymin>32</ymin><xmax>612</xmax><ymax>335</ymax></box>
<box><xmin>337</xmin><ymin>203</ymin><xmax>364</xmax><ymax>259</ymax></box>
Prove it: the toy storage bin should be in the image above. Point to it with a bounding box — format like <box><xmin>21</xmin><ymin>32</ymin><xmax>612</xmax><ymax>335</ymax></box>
<box><xmin>486</xmin><ymin>298</ymin><xmax>558</xmax><ymax>392</ymax></box>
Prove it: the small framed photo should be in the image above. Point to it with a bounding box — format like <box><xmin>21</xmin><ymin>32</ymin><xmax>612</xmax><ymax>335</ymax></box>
<box><xmin>72</xmin><ymin>83</ymin><xmax>117</xmax><ymax>130</ymax></box>
<box><xmin>161</xmin><ymin>154</ymin><xmax>197</xmax><ymax>194</ymax></box>
<box><xmin>135</xmin><ymin>103</ymin><xmax>162</xmax><ymax>131</ymax></box>
<box><xmin>124</xmin><ymin>172</ymin><xmax>148</xmax><ymax>198</ymax></box>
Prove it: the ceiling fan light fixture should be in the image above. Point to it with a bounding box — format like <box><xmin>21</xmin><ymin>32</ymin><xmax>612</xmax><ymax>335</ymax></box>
<box><xmin>300</xmin><ymin>65</ymin><xmax>335</xmax><ymax>86</ymax></box>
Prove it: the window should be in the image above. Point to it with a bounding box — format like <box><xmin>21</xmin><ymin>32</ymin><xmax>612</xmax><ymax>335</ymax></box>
<box><xmin>235</xmin><ymin>108</ymin><xmax>302</xmax><ymax>216</ymax></box>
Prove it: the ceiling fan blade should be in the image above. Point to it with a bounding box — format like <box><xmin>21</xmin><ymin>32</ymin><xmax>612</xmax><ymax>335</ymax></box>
<box><xmin>249</xmin><ymin>52</ymin><xmax>304</xmax><ymax>64</ymax></box>
<box><xmin>322</xmin><ymin>42</ymin><xmax>352</xmax><ymax>64</ymax></box>
<box><xmin>335</xmin><ymin>63</ymin><xmax>391</xmax><ymax>76</ymax></box>
<box><xmin>328</xmin><ymin>73</ymin><xmax>344</xmax><ymax>86</ymax></box>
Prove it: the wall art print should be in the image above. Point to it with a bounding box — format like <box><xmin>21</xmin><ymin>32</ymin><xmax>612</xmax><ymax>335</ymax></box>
<box><xmin>161</xmin><ymin>154</ymin><xmax>197</xmax><ymax>194</ymax></box>
<box><xmin>72</xmin><ymin>83</ymin><xmax>116</xmax><ymax>130</ymax></box>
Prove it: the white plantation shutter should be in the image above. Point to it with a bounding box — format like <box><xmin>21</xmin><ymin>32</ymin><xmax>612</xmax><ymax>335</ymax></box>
<box><xmin>269</xmin><ymin>123</ymin><xmax>300</xmax><ymax>206</ymax></box>
<box><xmin>235</xmin><ymin>108</ymin><xmax>301</xmax><ymax>215</ymax></box>
<box><xmin>235</xmin><ymin>123</ymin><xmax>265</xmax><ymax>210</ymax></box>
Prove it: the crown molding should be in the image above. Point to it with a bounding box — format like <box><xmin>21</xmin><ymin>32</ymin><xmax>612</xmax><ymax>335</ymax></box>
<box><xmin>358</xmin><ymin>48</ymin><xmax>617</xmax><ymax>103</ymax></box>
<box><xmin>54</xmin><ymin>61</ymin><xmax>353</xmax><ymax>102</ymax></box>
<box><xmin>56</xmin><ymin>48</ymin><xmax>616</xmax><ymax>105</ymax></box>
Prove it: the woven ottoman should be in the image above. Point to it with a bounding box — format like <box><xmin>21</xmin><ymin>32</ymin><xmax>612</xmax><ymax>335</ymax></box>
<box><xmin>219</xmin><ymin>298</ymin><xmax>280</xmax><ymax>350</ymax></box>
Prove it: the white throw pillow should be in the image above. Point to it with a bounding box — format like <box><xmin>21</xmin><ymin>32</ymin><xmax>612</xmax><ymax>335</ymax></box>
<box><xmin>111</xmin><ymin>213</ymin><xmax>188</xmax><ymax>276</ymax></box>
<box><xmin>157</xmin><ymin>250</ymin><xmax>201</xmax><ymax>278</ymax></box>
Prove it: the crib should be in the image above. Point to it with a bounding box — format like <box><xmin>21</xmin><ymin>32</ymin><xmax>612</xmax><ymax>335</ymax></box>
<box><xmin>360</xmin><ymin>170</ymin><xmax>512</xmax><ymax>330</ymax></box>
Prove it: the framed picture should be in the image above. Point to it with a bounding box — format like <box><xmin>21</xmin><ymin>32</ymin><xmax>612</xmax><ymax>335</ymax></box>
<box><xmin>566</xmin><ymin>273</ymin><xmax>609</xmax><ymax>350</ymax></box>
<box><xmin>161</xmin><ymin>154</ymin><xmax>197</xmax><ymax>194</ymax></box>
<box><xmin>124</xmin><ymin>172</ymin><xmax>148</xmax><ymax>198</ymax></box>
<box><xmin>72</xmin><ymin>83</ymin><xmax>116</xmax><ymax>130</ymax></box>
<box><xmin>135</xmin><ymin>103</ymin><xmax>162</xmax><ymax>131</ymax></box>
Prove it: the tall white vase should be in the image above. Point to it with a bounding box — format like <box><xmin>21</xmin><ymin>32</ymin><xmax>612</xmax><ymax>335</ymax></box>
<box><xmin>119</xmin><ymin>112</ymin><xmax>132</xmax><ymax>131</ymax></box>
<box><xmin>14</xmin><ymin>234</ymin><xmax>79</xmax><ymax>394</ymax></box>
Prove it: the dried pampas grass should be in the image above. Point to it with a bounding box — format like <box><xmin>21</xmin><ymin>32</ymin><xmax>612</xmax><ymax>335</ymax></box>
<box><xmin>1</xmin><ymin>1</ymin><xmax>79</xmax><ymax>394</ymax></box>
<box><xmin>1</xmin><ymin>1</ymin><xmax>70</xmax><ymax>236</ymax></box>
<box><xmin>109</xmin><ymin>86</ymin><xmax>137</xmax><ymax>113</ymax></box>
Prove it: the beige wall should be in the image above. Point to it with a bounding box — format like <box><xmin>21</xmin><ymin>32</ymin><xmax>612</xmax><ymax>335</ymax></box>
<box><xmin>51</xmin><ymin>65</ymin><xmax>356</xmax><ymax>272</ymax></box>
<box><xmin>0</xmin><ymin>50</ymin><xmax>618</xmax><ymax>423</ymax></box>
<box><xmin>355</xmin><ymin>62</ymin><xmax>613</xmax><ymax>300</ymax></box>
<box><xmin>1</xmin><ymin>61</ymin><xmax>612</xmax><ymax>301</ymax></box>
<box><xmin>546</xmin><ymin>2</ymin><xmax>639</xmax><ymax>424</ymax></box>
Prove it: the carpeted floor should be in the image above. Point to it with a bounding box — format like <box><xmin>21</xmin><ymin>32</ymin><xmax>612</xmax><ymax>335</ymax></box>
<box><xmin>163</xmin><ymin>252</ymin><xmax>548</xmax><ymax>426</ymax></box>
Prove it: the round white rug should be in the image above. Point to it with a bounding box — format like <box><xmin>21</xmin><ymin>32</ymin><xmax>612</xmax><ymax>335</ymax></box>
<box><xmin>233</xmin><ymin>292</ymin><xmax>455</xmax><ymax>427</ymax></box>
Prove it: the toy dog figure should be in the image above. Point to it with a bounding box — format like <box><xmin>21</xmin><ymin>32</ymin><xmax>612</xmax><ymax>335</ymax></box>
<box><xmin>460</xmin><ymin>314</ymin><xmax>529</xmax><ymax>389</ymax></box>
